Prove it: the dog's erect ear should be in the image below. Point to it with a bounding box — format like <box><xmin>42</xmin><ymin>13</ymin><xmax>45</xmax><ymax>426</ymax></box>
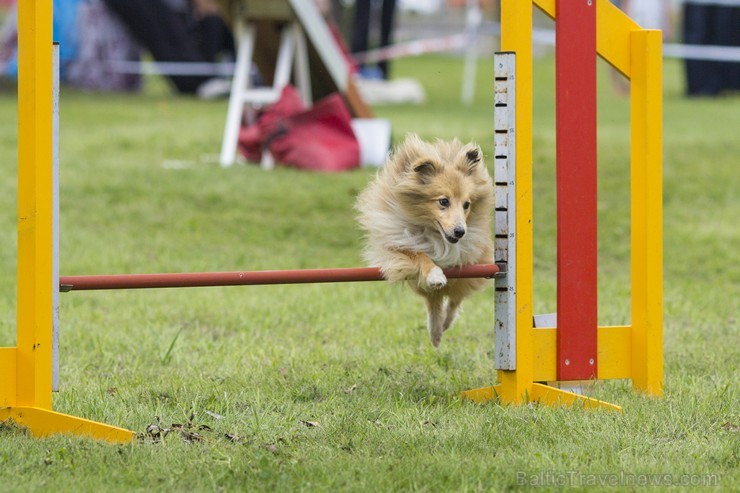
<box><xmin>413</xmin><ymin>160</ymin><xmax>438</xmax><ymax>183</ymax></box>
<box><xmin>413</xmin><ymin>161</ymin><xmax>436</xmax><ymax>174</ymax></box>
<box><xmin>466</xmin><ymin>148</ymin><xmax>481</xmax><ymax>165</ymax></box>
<box><xmin>462</xmin><ymin>145</ymin><xmax>483</xmax><ymax>175</ymax></box>
<box><xmin>387</xmin><ymin>133</ymin><xmax>431</xmax><ymax>175</ymax></box>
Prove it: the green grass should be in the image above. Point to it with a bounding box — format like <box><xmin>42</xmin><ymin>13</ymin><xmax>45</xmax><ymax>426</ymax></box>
<box><xmin>0</xmin><ymin>54</ymin><xmax>738</xmax><ymax>492</ymax></box>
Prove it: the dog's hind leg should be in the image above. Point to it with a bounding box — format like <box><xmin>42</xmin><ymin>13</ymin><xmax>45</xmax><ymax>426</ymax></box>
<box><xmin>442</xmin><ymin>279</ymin><xmax>486</xmax><ymax>332</ymax></box>
<box><xmin>425</xmin><ymin>295</ymin><xmax>447</xmax><ymax>347</ymax></box>
<box><xmin>442</xmin><ymin>298</ymin><xmax>462</xmax><ymax>332</ymax></box>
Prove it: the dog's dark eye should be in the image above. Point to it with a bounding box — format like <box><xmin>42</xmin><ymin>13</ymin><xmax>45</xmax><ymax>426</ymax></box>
<box><xmin>439</xmin><ymin>198</ymin><xmax>450</xmax><ymax>208</ymax></box>
<box><xmin>463</xmin><ymin>201</ymin><xmax>471</xmax><ymax>210</ymax></box>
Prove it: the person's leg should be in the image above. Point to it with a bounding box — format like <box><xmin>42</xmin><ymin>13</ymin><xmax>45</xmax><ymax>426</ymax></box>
<box><xmin>102</xmin><ymin>0</ymin><xmax>207</xmax><ymax>93</ymax></box>
<box><xmin>714</xmin><ymin>6</ymin><xmax>740</xmax><ymax>92</ymax></box>
<box><xmin>687</xmin><ymin>4</ymin><xmax>729</xmax><ymax>96</ymax></box>
<box><xmin>196</xmin><ymin>14</ymin><xmax>235</xmax><ymax>62</ymax></box>
<box><xmin>378</xmin><ymin>0</ymin><xmax>397</xmax><ymax>79</ymax></box>
<box><xmin>351</xmin><ymin>0</ymin><xmax>371</xmax><ymax>56</ymax></box>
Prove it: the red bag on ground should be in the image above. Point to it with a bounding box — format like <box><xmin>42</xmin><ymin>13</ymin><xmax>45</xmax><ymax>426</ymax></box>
<box><xmin>237</xmin><ymin>85</ymin><xmax>360</xmax><ymax>172</ymax></box>
<box><xmin>237</xmin><ymin>85</ymin><xmax>305</xmax><ymax>162</ymax></box>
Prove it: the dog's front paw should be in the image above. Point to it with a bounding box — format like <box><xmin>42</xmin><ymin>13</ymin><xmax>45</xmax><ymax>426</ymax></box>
<box><xmin>424</xmin><ymin>266</ymin><xmax>447</xmax><ymax>291</ymax></box>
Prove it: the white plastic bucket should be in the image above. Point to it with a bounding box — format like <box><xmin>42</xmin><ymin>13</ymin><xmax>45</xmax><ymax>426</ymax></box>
<box><xmin>351</xmin><ymin>118</ymin><xmax>392</xmax><ymax>167</ymax></box>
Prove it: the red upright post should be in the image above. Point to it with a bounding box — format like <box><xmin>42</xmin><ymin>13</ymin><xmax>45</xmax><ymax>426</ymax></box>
<box><xmin>556</xmin><ymin>0</ymin><xmax>598</xmax><ymax>380</ymax></box>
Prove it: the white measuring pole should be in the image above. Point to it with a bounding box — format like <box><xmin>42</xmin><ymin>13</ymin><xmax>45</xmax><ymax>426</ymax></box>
<box><xmin>52</xmin><ymin>42</ymin><xmax>60</xmax><ymax>391</ymax></box>
<box><xmin>493</xmin><ymin>52</ymin><xmax>516</xmax><ymax>370</ymax></box>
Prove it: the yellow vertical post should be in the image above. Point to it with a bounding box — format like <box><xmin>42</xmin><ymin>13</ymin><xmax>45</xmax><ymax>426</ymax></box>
<box><xmin>496</xmin><ymin>0</ymin><xmax>535</xmax><ymax>403</ymax></box>
<box><xmin>630</xmin><ymin>29</ymin><xmax>663</xmax><ymax>396</ymax></box>
<box><xmin>16</xmin><ymin>0</ymin><xmax>54</xmax><ymax>410</ymax></box>
<box><xmin>0</xmin><ymin>348</ymin><xmax>16</xmax><ymax>407</ymax></box>
<box><xmin>0</xmin><ymin>0</ymin><xmax>135</xmax><ymax>442</ymax></box>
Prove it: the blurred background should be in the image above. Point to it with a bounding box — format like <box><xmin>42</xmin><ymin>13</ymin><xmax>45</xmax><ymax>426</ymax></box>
<box><xmin>1</xmin><ymin>0</ymin><xmax>738</xmax><ymax>98</ymax></box>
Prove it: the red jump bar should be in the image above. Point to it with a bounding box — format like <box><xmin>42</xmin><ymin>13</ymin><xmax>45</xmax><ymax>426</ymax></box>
<box><xmin>59</xmin><ymin>264</ymin><xmax>502</xmax><ymax>292</ymax></box>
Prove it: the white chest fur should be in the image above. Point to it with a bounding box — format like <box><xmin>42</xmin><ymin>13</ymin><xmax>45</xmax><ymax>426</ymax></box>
<box><xmin>364</xmin><ymin>209</ymin><xmax>485</xmax><ymax>268</ymax></box>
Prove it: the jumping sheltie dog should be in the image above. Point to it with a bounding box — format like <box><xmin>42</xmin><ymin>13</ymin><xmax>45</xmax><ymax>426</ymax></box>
<box><xmin>356</xmin><ymin>134</ymin><xmax>494</xmax><ymax>347</ymax></box>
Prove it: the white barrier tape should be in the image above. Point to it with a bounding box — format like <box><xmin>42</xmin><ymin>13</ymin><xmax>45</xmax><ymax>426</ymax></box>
<box><xmin>477</xmin><ymin>22</ymin><xmax>558</xmax><ymax>45</ymax></box>
<box><xmin>664</xmin><ymin>43</ymin><xmax>740</xmax><ymax>63</ymax></box>
<box><xmin>352</xmin><ymin>33</ymin><xmax>470</xmax><ymax>64</ymax></box>
<box><xmin>104</xmin><ymin>25</ymin><xmax>739</xmax><ymax>77</ymax></box>
<box><xmin>108</xmin><ymin>60</ymin><xmax>236</xmax><ymax>76</ymax></box>
<box><xmin>681</xmin><ymin>0</ymin><xmax>740</xmax><ymax>6</ymax></box>
<box><xmin>351</xmin><ymin>22</ymin><xmax>556</xmax><ymax>65</ymax></box>
<box><xmin>355</xmin><ymin>23</ymin><xmax>740</xmax><ymax>65</ymax></box>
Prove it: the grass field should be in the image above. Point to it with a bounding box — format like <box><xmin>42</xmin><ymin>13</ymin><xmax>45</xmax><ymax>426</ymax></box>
<box><xmin>0</xmin><ymin>54</ymin><xmax>738</xmax><ymax>492</ymax></box>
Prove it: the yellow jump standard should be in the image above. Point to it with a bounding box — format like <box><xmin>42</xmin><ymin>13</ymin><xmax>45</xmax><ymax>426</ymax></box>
<box><xmin>462</xmin><ymin>0</ymin><xmax>663</xmax><ymax>409</ymax></box>
<box><xmin>0</xmin><ymin>1</ymin><xmax>135</xmax><ymax>442</ymax></box>
<box><xmin>1</xmin><ymin>0</ymin><xmax>662</xmax><ymax>443</ymax></box>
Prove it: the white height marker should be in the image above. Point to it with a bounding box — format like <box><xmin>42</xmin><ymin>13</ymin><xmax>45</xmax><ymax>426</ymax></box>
<box><xmin>52</xmin><ymin>43</ymin><xmax>60</xmax><ymax>391</ymax></box>
<box><xmin>493</xmin><ymin>52</ymin><xmax>516</xmax><ymax>371</ymax></box>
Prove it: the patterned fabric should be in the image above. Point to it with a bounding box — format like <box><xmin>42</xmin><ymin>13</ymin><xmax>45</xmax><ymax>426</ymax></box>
<box><xmin>65</xmin><ymin>0</ymin><xmax>142</xmax><ymax>91</ymax></box>
<box><xmin>0</xmin><ymin>2</ymin><xmax>16</xmax><ymax>76</ymax></box>
<box><xmin>1</xmin><ymin>0</ymin><xmax>141</xmax><ymax>91</ymax></box>
<box><xmin>1</xmin><ymin>0</ymin><xmax>83</xmax><ymax>78</ymax></box>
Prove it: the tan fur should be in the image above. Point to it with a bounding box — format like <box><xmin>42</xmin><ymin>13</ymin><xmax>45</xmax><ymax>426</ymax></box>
<box><xmin>356</xmin><ymin>134</ymin><xmax>494</xmax><ymax>347</ymax></box>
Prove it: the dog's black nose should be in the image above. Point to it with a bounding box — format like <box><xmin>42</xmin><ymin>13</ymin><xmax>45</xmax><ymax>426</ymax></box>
<box><xmin>453</xmin><ymin>227</ymin><xmax>466</xmax><ymax>238</ymax></box>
